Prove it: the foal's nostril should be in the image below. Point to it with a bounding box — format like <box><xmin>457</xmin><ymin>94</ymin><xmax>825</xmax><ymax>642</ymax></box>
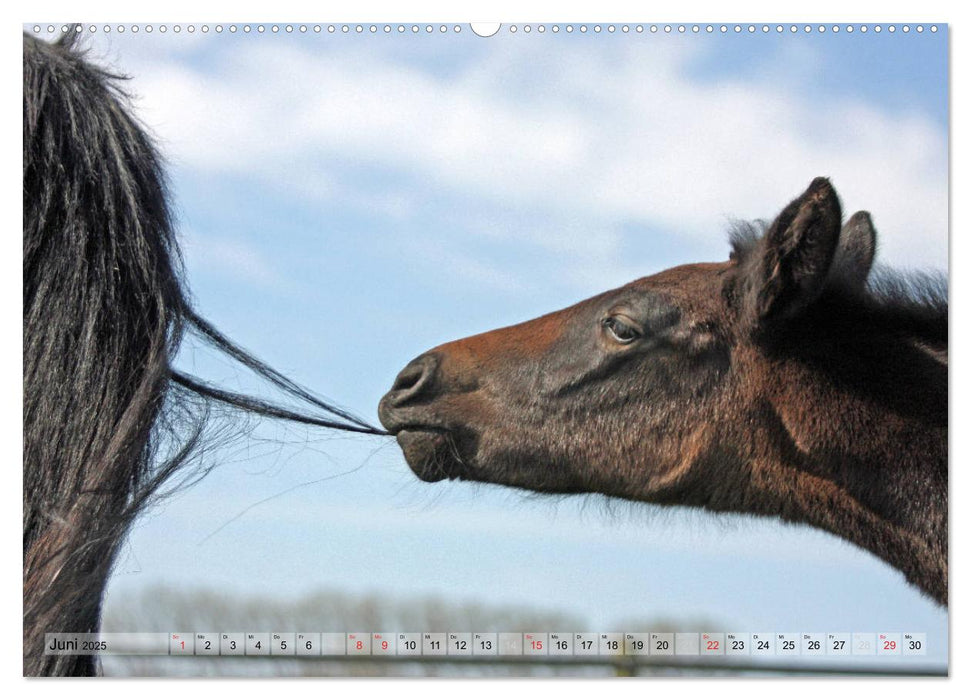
<box><xmin>387</xmin><ymin>353</ymin><xmax>439</xmax><ymax>406</ymax></box>
<box><xmin>391</xmin><ymin>362</ymin><xmax>422</xmax><ymax>393</ymax></box>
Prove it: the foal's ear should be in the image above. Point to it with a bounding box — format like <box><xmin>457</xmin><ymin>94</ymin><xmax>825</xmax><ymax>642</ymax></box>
<box><xmin>829</xmin><ymin>210</ymin><xmax>877</xmax><ymax>289</ymax></box>
<box><xmin>747</xmin><ymin>177</ymin><xmax>842</xmax><ymax>325</ymax></box>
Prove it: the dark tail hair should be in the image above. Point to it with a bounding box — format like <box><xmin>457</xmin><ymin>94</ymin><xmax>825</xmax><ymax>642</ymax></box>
<box><xmin>23</xmin><ymin>30</ymin><xmax>385</xmax><ymax>676</ymax></box>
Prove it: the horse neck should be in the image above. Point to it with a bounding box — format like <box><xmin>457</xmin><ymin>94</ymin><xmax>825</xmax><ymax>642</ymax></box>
<box><xmin>729</xmin><ymin>338</ymin><xmax>947</xmax><ymax>604</ymax></box>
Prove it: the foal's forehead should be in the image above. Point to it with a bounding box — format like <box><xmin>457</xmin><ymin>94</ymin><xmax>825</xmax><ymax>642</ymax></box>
<box><xmin>622</xmin><ymin>262</ymin><xmax>731</xmax><ymax>309</ymax></box>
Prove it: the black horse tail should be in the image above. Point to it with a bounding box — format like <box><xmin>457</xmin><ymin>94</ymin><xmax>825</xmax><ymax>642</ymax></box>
<box><xmin>23</xmin><ymin>31</ymin><xmax>384</xmax><ymax>676</ymax></box>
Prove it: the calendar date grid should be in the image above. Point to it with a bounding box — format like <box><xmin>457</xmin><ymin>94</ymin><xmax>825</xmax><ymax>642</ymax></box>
<box><xmin>44</xmin><ymin>631</ymin><xmax>927</xmax><ymax>657</ymax></box>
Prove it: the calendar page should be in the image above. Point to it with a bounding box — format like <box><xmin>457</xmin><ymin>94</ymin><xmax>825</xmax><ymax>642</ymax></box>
<box><xmin>22</xmin><ymin>16</ymin><xmax>948</xmax><ymax>679</ymax></box>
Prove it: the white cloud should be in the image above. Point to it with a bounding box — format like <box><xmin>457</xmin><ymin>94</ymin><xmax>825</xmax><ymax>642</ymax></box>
<box><xmin>405</xmin><ymin>237</ymin><xmax>529</xmax><ymax>293</ymax></box>
<box><xmin>106</xmin><ymin>35</ymin><xmax>947</xmax><ymax>279</ymax></box>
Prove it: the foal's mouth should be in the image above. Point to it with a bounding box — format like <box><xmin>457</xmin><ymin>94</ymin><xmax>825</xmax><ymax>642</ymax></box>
<box><xmin>392</xmin><ymin>426</ymin><xmax>464</xmax><ymax>482</ymax></box>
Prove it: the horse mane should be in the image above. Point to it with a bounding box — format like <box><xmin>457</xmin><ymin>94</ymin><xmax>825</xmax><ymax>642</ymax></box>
<box><xmin>23</xmin><ymin>31</ymin><xmax>383</xmax><ymax>676</ymax></box>
<box><xmin>727</xmin><ymin>218</ymin><xmax>947</xmax><ymax>344</ymax></box>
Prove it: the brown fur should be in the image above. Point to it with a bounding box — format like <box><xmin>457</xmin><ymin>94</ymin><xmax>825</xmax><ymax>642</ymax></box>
<box><xmin>379</xmin><ymin>178</ymin><xmax>947</xmax><ymax>605</ymax></box>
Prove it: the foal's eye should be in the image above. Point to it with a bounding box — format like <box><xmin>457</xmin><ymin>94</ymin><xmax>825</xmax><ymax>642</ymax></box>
<box><xmin>602</xmin><ymin>316</ymin><xmax>641</xmax><ymax>344</ymax></box>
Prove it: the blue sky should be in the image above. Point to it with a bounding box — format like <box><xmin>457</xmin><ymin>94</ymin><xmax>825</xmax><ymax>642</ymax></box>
<box><xmin>60</xmin><ymin>25</ymin><xmax>948</xmax><ymax>668</ymax></box>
